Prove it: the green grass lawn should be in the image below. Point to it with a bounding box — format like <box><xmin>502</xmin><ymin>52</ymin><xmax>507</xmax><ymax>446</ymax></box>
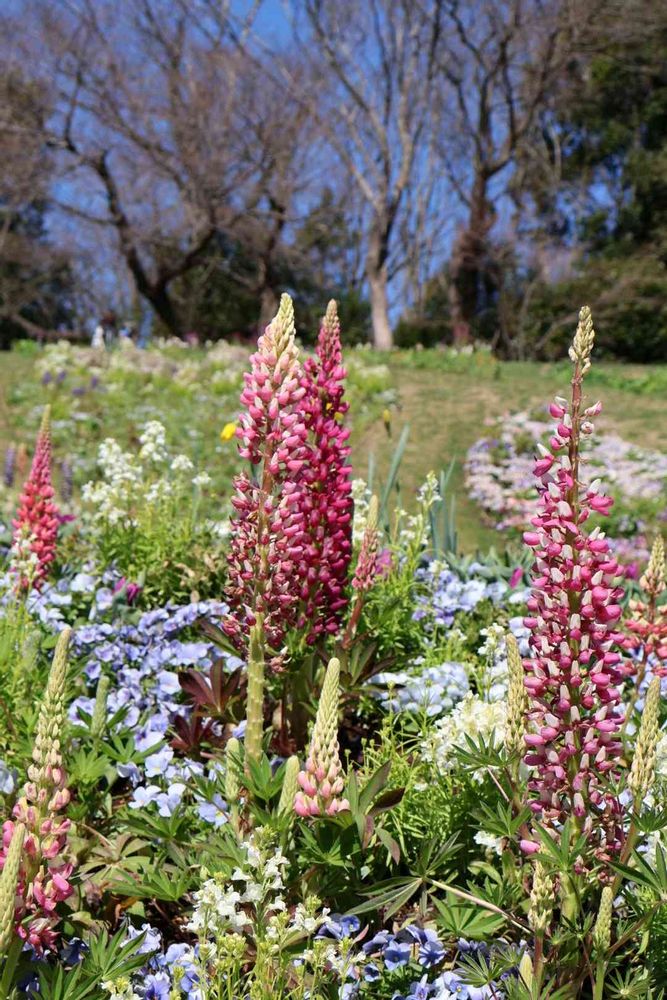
<box><xmin>353</xmin><ymin>353</ymin><xmax>667</xmax><ymax>552</ymax></box>
<box><xmin>1</xmin><ymin>346</ymin><xmax>665</xmax><ymax>553</ymax></box>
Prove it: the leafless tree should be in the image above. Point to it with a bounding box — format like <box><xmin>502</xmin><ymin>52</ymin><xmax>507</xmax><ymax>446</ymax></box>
<box><xmin>0</xmin><ymin>68</ymin><xmax>73</xmax><ymax>344</ymax></box>
<box><xmin>433</xmin><ymin>0</ymin><xmax>602</xmax><ymax>346</ymax></box>
<box><xmin>1</xmin><ymin>0</ymin><xmax>328</xmax><ymax>337</ymax></box>
<box><xmin>292</xmin><ymin>0</ymin><xmax>448</xmax><ymax>349</ymax></box>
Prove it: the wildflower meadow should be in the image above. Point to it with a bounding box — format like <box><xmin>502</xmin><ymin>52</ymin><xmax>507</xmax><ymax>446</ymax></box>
<box><xmin>0</xmin><ymin>298</ymin><xmax>666</xmax><ymax>1000</ymax></box>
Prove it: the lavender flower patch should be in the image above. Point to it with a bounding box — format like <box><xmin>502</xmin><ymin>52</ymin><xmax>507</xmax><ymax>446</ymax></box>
<box><xmin>465</xmin><ymin>410</ymin><xmax>667</xmax><ymax>557</ymax></box>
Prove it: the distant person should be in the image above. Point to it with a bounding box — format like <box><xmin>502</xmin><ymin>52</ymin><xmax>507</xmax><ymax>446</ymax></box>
<box><xmin>102</xmin><ymin>312</ymin><xmax>117</xmax><ymax>347</ymax></box>
<box><xmin>138</xmin><ymin>314</ymin><xmax>151</xmax><ymax>347</ymax></box>
<box><xmin>91</xmin><ymin>323</ymin><xmax>105</xmax><ymax>349</ymax></box>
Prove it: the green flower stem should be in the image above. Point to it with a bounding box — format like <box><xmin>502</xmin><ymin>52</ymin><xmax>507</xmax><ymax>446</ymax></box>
<box><xmin>593</xmin><ymin>960</ymin><xmax>606</xmax><ymax>1000</ymax></box>
<box><xmin>245</xmin><ymin>617</ymin><xmax>265</xmax><ymax>765</ymax></box>
<box><xmin>0</xmin><ymin>936</ymin><xmax>23</xmax><ymax>997</ymax></box>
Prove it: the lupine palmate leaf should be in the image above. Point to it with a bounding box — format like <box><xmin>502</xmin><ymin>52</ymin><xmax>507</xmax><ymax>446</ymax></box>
<box><xmin>452</xmin><ymin>731</ymin><xmax>507</xmax><ymax>771</ymax></box>
<box><xmin>38</xmin><ymin>929</ymin><xmax>150</xmax><ymax>1000</ymax></box>
<box><xmin>353</xmin><ymin>876</ymin><xmax>423</xmax><ymax>918</ymax></box>
<box><xmin>634</xmin><ymin>805</ymin><xmax>667</xmax><ymax>835</ymax></box>
<box><xmin>606</xmin><ymin>966</ymin><xmax>663</xmax><ymax>999</ymax></box>
<box><xmin>611</xmin><ymin>845</ymin><xmax>667</xmax><ymax>899</ymax></box>
<box><xmin>432</xmin><ymin>894</ymin><xmax>506</xmax><ymax>938</ymax></box>
<box><xmin>533</xmin><ymin>820</ymin><xmax>588</xmax><ymax>869</ymax></box>
<box><xmin>475</xmin><ymin>799</ymin><xmax>532</xmax><ymax>839</ymax></box>
<box><xmin>109</xmin><ymin>867</ymin><xmax>194</xmax><ymax>902</ymax></box>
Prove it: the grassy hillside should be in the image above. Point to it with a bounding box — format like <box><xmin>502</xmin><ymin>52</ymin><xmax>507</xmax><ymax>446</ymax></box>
<box><xmin>1</xmin><ymin>346</ymin><xmax>665</xmax><ymax>554</ymax></box>
<box><xmin>353</xmin><ymin>352</ymin><xmax>667</xmax><ymax>551</ymax></box>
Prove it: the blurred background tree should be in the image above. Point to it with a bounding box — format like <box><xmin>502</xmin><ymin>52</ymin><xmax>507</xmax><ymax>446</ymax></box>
<box><xmin>0</xmin><ymin>0</ymin><xmax>665</xmax><ymax>359</ymax></box>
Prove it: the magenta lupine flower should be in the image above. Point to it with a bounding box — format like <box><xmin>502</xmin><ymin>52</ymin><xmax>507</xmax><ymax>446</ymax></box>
<box><xmin>11</xmin><ymin>408</ymin><xmax>60</xmax><ymax>591</ymax></box>
<box><xmin>296</xmin><ymin>301</ymin><xmax>353</xmax><ymax>643</ymax></box>
<box><xmin>224</xmin><ymin>295</ymin><xmax>310</xmax><ymax>651</ymax></box>
<box><xmin>521</xmin><ymin>308</ymin><xmax>627</xmax><ymax>863</ymax></box>
<box><xmin>113</xmin><ymin>577</ymin><xmax>142</xmax><ymax>605</ymax></box>
<box><xmin>352</xmin><ymin>495</ymin><xmax>380</xmax><ymax>593</ymax></box>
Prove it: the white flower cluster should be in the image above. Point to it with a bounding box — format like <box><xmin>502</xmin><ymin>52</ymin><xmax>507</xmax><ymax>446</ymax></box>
<box><xmin>188</xmin><ymin>837</ymin><xmax>289</xmax><ymax>939</ymax></box>
<box><xmin>416</xmin><ymin>471</ymin><xmax>442</xmax><ymax>508</ymax></box>
<box><xmin>474</xmin><ymin>830</ymin><xmax>504</xmax><ymax>856</ymax></box>
<box><xmin>394</xmin><ymin>472</ymin><xmax>442</xmax><ymax>548</ymax></box>
<box><xmin>422</xmin><ymin>693</ymin><xmax>507</xmax><ymax>779</ymax></box>
<box><xmin>139</xmin><ymin>420</ymin><xmax>169</xmax><ymax>465</ymax></box>
<box><xmin>81</xmin><ymin>421</ymin><xmax>209</xmax><ymax>527</ymax></box>
<box><xmin>351</xmin><ymin>478</ymin><xmax>372</xmax><ymax>543</ymax></box>
<box><xmin>36</xmin><ymin>339</ymin><xmax>103</xmax><ymax>379</ymax></box>
<box><xmin>9</xmin><ymin>527</ymin><xmax>40</xmax><ymax>584</ymax></box>
<box><xmin>188</xmin><ymin>834</ymin><xmax>328</xmax><ymax>961</ymax></box>
<box><xmin>101</xmin><ymin>978</ymin><xmax>141</xmax><ymax>1000</ymax></box>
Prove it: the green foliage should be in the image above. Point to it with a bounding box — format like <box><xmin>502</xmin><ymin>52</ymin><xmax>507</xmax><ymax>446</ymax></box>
<box><xmin>0</xmin><ymin>601</ymin><xmax>52</xmax><ymax>770</ymax></box>
<box><xmin>36</xmin><ymin>929</ymin><xmax>149</xmax><ymax>1000</ymax></box>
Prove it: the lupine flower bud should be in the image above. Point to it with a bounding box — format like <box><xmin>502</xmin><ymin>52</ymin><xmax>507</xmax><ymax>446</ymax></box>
<box><xmin>31</xmin><ymin>627</ymin><xmax>71</xmax><ymax>788</ymax></box>
<box><xmin>352</xmin><ymin>496</ymin><xmax>379</xmax><ymax>593</ymax></box>
<box><xmin>295</xmin><ymin>658</ymin><xmax>349</xmax><ymax>817</ymax></box>
<box><xmin>568</xmin><ymin>305</ymin><xmax>595</xmax><ymax>374</ymax></box>
<box><xmin>244</xmin><ymin>620</ymin><xmax>265</xmax><ymax>765</ymax></box>
<box><xmin>624</xmin><ymin>536</ymin><xmax>667</xmax><ymax>677</ymax></box>
<box><xmin>10</xmin><ymin>406</ymin><xmax>61</xmax><ymax>591</ymax></box>
<box><xmin>91</xmin><ymin>675</ymin><xmax>110</xmax><ymax>738</ymax></box>
<box><xmin>1</xmin><ymin>628</ymin><xmax>74</xmax><ymax>952</ymax></box>
<box><xmin>592</xmin><ymin>886</ymin><xmax>613</xmax><ymax>954</ymax></box>
<box><xmin>528</xmin><ymin>860</ymin><xmax>554</xmax><ymax>935</ymax></box>
<box><xmin>628</xmin><ymin>676</ymin><xmax>661</xmax><ymax>804</ymax></box>
<box><xmin>0</xmin><ymin>823</ymin><xmax>24</xmax><ymax>956</ymax></box>
<box><xmin>642</xmin><ymin>535</ymin><xmax>665</xmax><ymax>598</ymax></box>
<box><xmin>506</xmin><ymin>633</ymin><xmax>527</xmax><ymax>761</ymax></box>
<box><xmin>225</xmin><ymin>738</ymin><xmax>241</xmax><ymax>803</ymax></box>
<box><xmin>278</xmin><ymin>755</ymin><xmax>300</xmax><ymax>816</ymax></box>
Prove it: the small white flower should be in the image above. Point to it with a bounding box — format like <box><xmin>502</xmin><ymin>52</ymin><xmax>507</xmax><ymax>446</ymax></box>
<box><xmin>192</xmin><ymin>472</ymin><xmax>212</xmax><ymax>488</ymax></box>
<box><xmin>474</xmin><ymin>830</ymin><xmax>503</xmax><ymax>855</ymax></box>
<box><xmin>171</xmin><ymin>454</ymin><xmax>194</xmax><ymax>473</ymax></box>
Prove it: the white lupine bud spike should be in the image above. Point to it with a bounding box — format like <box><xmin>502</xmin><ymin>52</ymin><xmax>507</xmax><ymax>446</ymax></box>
<box><xmin>506</xmin><ymin>634</ymin><xmax>527</xmax><ymax>760</ymax></box>
<box><xmin>641</xmin><ymin>535</ymin><xmax>665</xmax><ymax>598</ymax></box>
<box><xmin>278</xmin><ymin>755</ymin><xmax>300</xmax><ymax>816</ymax></box>
<box><xmin>592</xmin><ymin>886</ymin><xmax>613</xmax><ymax>954</ymax></box>
<box><xmin>0</xmin><ymin>823</ymin><xmax>25</xmax><ymax>956</ymax></box>
<box><xmin>629</xmin><ymin>676</ymin><xmax>661</xmax><ymax>802</ymax></box>
<box><xmin>569</xmin><ymin>305</ymin><xmax>595</xmax><ymax>374</ymax></box>
<box><xmin>529</xmin><ymin>860</ymin><xmax>554</xmax><ymax>935</ymax></box>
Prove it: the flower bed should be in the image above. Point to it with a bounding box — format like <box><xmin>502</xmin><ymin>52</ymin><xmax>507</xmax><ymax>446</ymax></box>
<box><xmin>0</xmin><ymin>302</ymin><xmax>665</xmax><ymax>998</ymax></box>
<box><xmin>466</xmin><ymin>408</ymin><xmax>667</xmax><ymax>566</ymax></box>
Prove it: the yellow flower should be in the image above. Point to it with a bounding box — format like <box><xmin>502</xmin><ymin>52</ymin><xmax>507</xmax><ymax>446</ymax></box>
<box><xmin>220</xmin><ymin>422</ymin><xmax>237</xmax><ymax>443</ymax></box>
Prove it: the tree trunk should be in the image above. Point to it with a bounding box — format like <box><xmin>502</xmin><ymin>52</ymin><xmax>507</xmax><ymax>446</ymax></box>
<box><xmin>448</xmin><ymin>170</ymin><xmax>493</xmax><ymax>347</ymax></box>
<box><xmin>258</xmin><ymin>284</ymin><xmax>279</xmax><ymax>332</ymax></box>
<box><xmin>367</xmin><ymin>264</ymin><xmax>393</xmax><ymax>350</ymax></box>
<box><xmin>146</xmin><ymin>282</ymin><xmax>182</xmax><ymax>338</ymax></box>
<box><xmin>447</xmin><ymin>261</ymin><xmax>472</xmax><ymax>347</ymax></box>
